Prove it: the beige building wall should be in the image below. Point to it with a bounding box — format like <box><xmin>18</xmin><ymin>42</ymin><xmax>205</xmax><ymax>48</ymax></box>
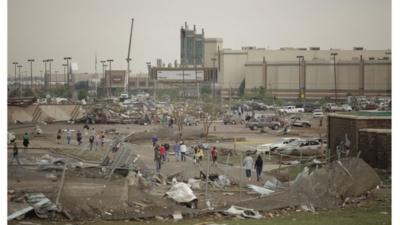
<box><xmin>247</xmin><ymin>49</ymin><xmax>390</xmax><ymax>62</ymax></box>
<box><xmin>268</xmin><ymin>64</ymin><xmax>299</xmax><ymax>90</ymax></box>
<box><xmin>364</xmin><ymin>63</ymin><xmax>391</xmax><ymax>90</ymax></box>
<box><xmin>219</xmin><ymin>50</ymin><xmax>248</xmax><ymax>89</ymax></box>
<box><xmin>336</xmin><ymin>63</ymin><xmax>360</xmax><ymax>90</ymax></box>
<box><xmin>244</xmin><ymin>64</ymin><xmax>263</xmax><ymax>89</ymax></box>
<box><xmin>203</xmin><ymin>38</ymin><xmax>223</xmax><ymax>68</ymax></box>
<box><xmin>305</xmin><ymin>64</ymin><xmax>334</xmax><ymax>90</ymax></box>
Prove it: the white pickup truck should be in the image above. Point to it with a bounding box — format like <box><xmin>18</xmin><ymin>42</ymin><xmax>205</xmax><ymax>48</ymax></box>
<box><xmin>279</xmin><ymin>106</ymin><xmax>304</xmax><ymax>114</ymax></box>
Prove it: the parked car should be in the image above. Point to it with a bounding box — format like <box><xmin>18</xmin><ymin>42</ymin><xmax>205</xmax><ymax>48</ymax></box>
<box><xmin>223</xmin><ymin>114</ymin><xmax>243</xmax><ymax>125</ymax></box>
<box><xmin>184</xmin><ymin>116</ymin><xmax>200</xmax><ymax>126</ymax></box>
<box><xmin>279</xmin><ymin>106</ymin><xmax>305</xmax><ymax>114</ymax></box>
<box><xmin>275</xmin><ymin>139</ymin><xmax>326</xmax><ymax>156</ymax></box>
<box><xmin>268</xmin><ymin>138</ymin><xmax>300</xmax><ymax>151</ymax></box>
<box><xmin>342</xmin><ymin>104</ymin><xmax>352</xmax><ymax>111</ymax></box>
<box><xmin>289</xmin><ymin>116</ymin><xmax>311</xmax><ymax>128</ymax></box>
<box><xmin>247</xmin><ymin>117</ymin><xmax>282</xmax><ymax>130</ymax></box>
<box><xmin>312</xmin><ymin>109</ymin><xmax>324</xmax><ymax>118</ymax></box>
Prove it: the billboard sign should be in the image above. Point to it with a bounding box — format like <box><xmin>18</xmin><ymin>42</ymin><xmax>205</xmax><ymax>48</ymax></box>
<box><xmin>157</xmin><ymin>70</ymin><xmax>204</xmax><ymax>81</ymax></box>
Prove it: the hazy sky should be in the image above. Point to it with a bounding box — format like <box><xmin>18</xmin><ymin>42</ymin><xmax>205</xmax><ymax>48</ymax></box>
<box><xmin>8</xmin><ymin>0</ymin><xmax>391</xmax><ymax>75</ymax></box>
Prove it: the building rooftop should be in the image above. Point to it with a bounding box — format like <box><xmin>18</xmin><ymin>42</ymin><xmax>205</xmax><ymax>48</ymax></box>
<box><xmin>359</xmin><ymin>128</ymin><xmax>391</xmax><ymax>134</ymax></box>
<box><xmin>328</xmin><ymin>111</ymin><xmax>391</xmax><ymax>120</ymax></box>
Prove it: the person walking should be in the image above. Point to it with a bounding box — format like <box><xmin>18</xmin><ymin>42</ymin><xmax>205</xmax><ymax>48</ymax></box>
<box><xmin>11</xmin><ymin>143</ymin><xmax>21</xmax><ymax>165</ymax></box>
<box><xmin>164</xmin><ymin>143</ymin><xmax>170</xmax><ymax>162</ymax></box>
<box><xmin>211</xmin><ymin>147</ymin><xmax>218</xmax><ymax>165</ymax></box>
<box><xmin>159</xmin><ymin>144</ymin><xmax>166</xmax><ymax>162</ymax></box>
<box><xmin>254</xmin><ymin>154</ymin><xmax>264</xmax><ymax>182</ymax></box>
<box><xmin>56</xmin><ymin>129</ymin><xmax>62</xmax><ymax>144</ymax></box>
<box><xmin>197</xmin><ymin>146</ymin><xmax>204</xmax><ymax>162</ymax></box>
<box><xmin>173</xmin><ymin>141</ymin><xmax>181</xmax><ymax>161</ymax></box>
<box><xmin>22</xmin><ymin>132</ymin><xmax>30</xmax><ymax>148</ymax></box>
<box><xmin>154</xmin><ymin>144</ymin><xmax>162</xmax><ymax>173</ymax></box>
<box><xmin>152</xmin><ymin>135</ymin><xmax>158</xmax><ymax>146</ymax></box>
<box><xmin>66</xmin><ymin>129</ymin><xmax>72</xmax><ymax>144</ymax></box>
<box><xmin>100</xmin><ymin>132</ymin><xmax>105</xmax><ymax>146</ymax></box>
<box><xmin>76</xmin><ymin>130</ymin><xmax>82</xmax><ymax>145</ymax></box>
<box><xmin>89</xmin><ymin>135</ymin><xmax>95</xmax><ymax>151</ymax></box>
<box><xmin>243</xmin><ymin>152</ymin><xmax>254</xmax><ymax>181</ymax></box>
<box><xmin>180</xmin><ymin>141</ymin><xmax>187</xmax><ymax>162</ymax></box>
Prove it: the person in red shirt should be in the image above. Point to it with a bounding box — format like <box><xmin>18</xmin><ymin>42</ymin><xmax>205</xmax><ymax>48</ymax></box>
<box><xmin>211</xmin><ymin>147</ymin><xmax>218</xmax><ymax>165</ymax></box>
<box><xmin>159</xmin><ymin>144</ymin><xmax>166</xmax><ymax>162</ymax></box>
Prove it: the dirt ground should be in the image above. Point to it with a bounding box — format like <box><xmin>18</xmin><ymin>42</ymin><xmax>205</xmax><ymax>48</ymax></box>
<box><xmin>8</xmin><ymin>114</ymin><xmax>388</xmax><ymax>224</ymax></box>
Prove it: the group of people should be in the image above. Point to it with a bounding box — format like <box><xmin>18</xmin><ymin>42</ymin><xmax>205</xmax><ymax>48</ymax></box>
<box><xmin>152</xmin><ymin>135</ymin><xmax>219</xmax><ymax>173</ymax></box>
<box><xmin>9</xmin><ymin>132</ymin><xmax>31</xmax><ymax>165</ymax></box>
<box><xmin>56</xmin><ymin>125</ymin><xmax>105</xmax><ymax>151</ymax></box>
<box><xmin>243</xmin><ymin>152</ymin><xmax>264</xmax><ymax>182</ymax></box>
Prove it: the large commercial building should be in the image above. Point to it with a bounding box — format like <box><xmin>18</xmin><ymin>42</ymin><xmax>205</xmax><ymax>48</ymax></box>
<box><xmin>153</xmin><ymin>23</ymin><xmax>391</xmax><ymax>99</ymax></box>
<box><xmin>218</xmin><ymin>47</ymin><xmax>391</xmax><ymax>99</ymax></box>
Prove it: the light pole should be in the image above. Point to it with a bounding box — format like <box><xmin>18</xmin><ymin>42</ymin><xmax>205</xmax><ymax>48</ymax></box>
<box><xmin>211</xmin><ymin>57</ymin><xmax>216</xmax><ymax>97</ymax></box>
<box><xmin>27</xmin><ymin>59</ymin><xmax>34</xmax><ymax>89</ymax></box>
<box><xmin>55</xmin><ymin>70</ymin><xmax>58</xmax><ymax>86</ymax></box>
<box><xmin>146</xmin><ymin>62</ymin><xmax>151</xmax><ymax>92</ymax></box>
<box><xmin>64</xmin><ymin>57</ymin><xmax>71</xmax><ymax>87</ymax></box>
<box><xmin>107</xmin><ymin>59</ymin><xmax>113</xmax><ymax>98</ymax></box>
<box><xmin>43</xmin><ymin>60</ymin><xmax>48</xmax><ymax>89</ymax></box>
<box><xmin>62</xmin><ymin>64</ymin><xmax>68</xmax><ymax>86</ymax></box>
<box><xmin>12</xmin><ymin>62</ymin><xmax>18</xmax><ymax>87</ymax></box>
<box><xmin>331</xmin><ymin>52</ymin><xmax>338</xmax><ymax>103</ymax></box>
<box><xmin>47</xmin><ymin>59</ymin><xmax>53</xmax><ymax>89</ymax></box>
<box><xmin>296</xmin><ymin>55</ymin><xmax>304</xmax><ymax>103</ymax></box>
<box><xmin>17</xmin><ymin>65</ymin><xmax>23</xmax><ymax>97</ymax></box>
<box><xmin>100</xmin><ymin>60</ymin><xmax>107</xmax><ymax>97</ymax></box>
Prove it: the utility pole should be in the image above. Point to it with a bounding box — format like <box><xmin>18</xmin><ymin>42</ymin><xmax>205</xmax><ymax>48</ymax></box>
<box><xmin>107</xmin><ymin>59</ymin><xmax>114</xmax><ymax>98</ymax></box>
<box><xmin>17</xmin><ymin>65</ymin><xmax>23</xmax><ymax>97</ymax></box>
<box><xmin>28</xmin><ymin>59</ymin><xmax>35</xmax><ymax>89</ymax></box>
<box><xmin>331</xmin><ymin>52</ymin><xmax>338</xmax><ymax>103</ymax></box>
<box><xmin>12</xmin><ymin>62</ymin><xmax>18</xmax><ymax>87</ymax></box>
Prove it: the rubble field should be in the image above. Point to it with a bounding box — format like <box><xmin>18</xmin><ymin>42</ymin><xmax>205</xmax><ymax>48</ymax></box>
<box><xmin>7</xmin><ymin>101</ymin><xmax>390</xmax><ymax>223</ymax></box>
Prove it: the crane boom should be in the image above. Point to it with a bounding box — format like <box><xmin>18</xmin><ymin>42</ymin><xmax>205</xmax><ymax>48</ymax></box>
<box><xmin>125</xmin><ymin>18</ymin><xmax>134</xmax><ymax>94</ymax></box>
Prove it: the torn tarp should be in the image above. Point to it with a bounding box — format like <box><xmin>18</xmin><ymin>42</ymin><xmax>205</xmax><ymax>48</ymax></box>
<box><xmin>166</xmin><ymin>182</ymin><xmax>197</xmax><ymax>203</ymax></box>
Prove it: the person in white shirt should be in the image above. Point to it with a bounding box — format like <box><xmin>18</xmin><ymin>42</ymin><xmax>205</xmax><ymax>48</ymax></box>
<box><xmin>243</xmin><ymin>152</ymin><xmax>254</xmax><ymax>181</ymax></box>
<box><xmin>180</xmin><ymin>141</ymin><xmax>187</xmax><ymax>162</ymax></box>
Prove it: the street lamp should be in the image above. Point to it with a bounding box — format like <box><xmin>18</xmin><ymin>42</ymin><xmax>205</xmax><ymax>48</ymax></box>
<box><xmin>64</xmin><ymin>57</ymin><xmax>71</xmax><ymax>87</ymax></box>
<box><xmin>17</xmin><ymin>65</ymin><xmax>23</xmax><ymax>97</ymax></box>
<box><xmin>12</xmin><ymin>62</ymin><xmax>18</xmax><ymax>86</ymax></box>
<box><xmin>296</xmin><ymin>55</ymin><xmax>304</xmax><ymax>102</ymax></box>
<box><xmin>27</xmin><ymin>59</ymin><xmax>35</xmax><ymax>89</ymax></box>
<box><xmin>47</xmin><ymin>59</ymin><xmax>54</xmax><ymax>89</ymax></box>
<box><xmin>331</xmin><ymin>52</ymin><xmax>338</xmax><ymax>103</ymax></box>
<box><xmin>107</xmin><ymin>59</ymin><xmax>114</xmax><ymax>98</ymax></box>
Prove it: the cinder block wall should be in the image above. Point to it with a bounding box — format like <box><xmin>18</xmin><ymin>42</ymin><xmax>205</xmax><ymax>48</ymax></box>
<box><xmin>327</xmin><ymin>115</ymin><xmax>391</xmax><ymax>162</ymax></box>
<box><xmin>358</xmin><ymin>130</ymin><xmax>391</xmax><ymax>170</ymax></box>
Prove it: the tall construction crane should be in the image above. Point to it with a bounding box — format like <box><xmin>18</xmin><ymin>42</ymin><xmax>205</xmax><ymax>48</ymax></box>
<box><xmin>121</xmin><ymin>18</ymin><xmax>134</xmax><ymax>101</ymax></box>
